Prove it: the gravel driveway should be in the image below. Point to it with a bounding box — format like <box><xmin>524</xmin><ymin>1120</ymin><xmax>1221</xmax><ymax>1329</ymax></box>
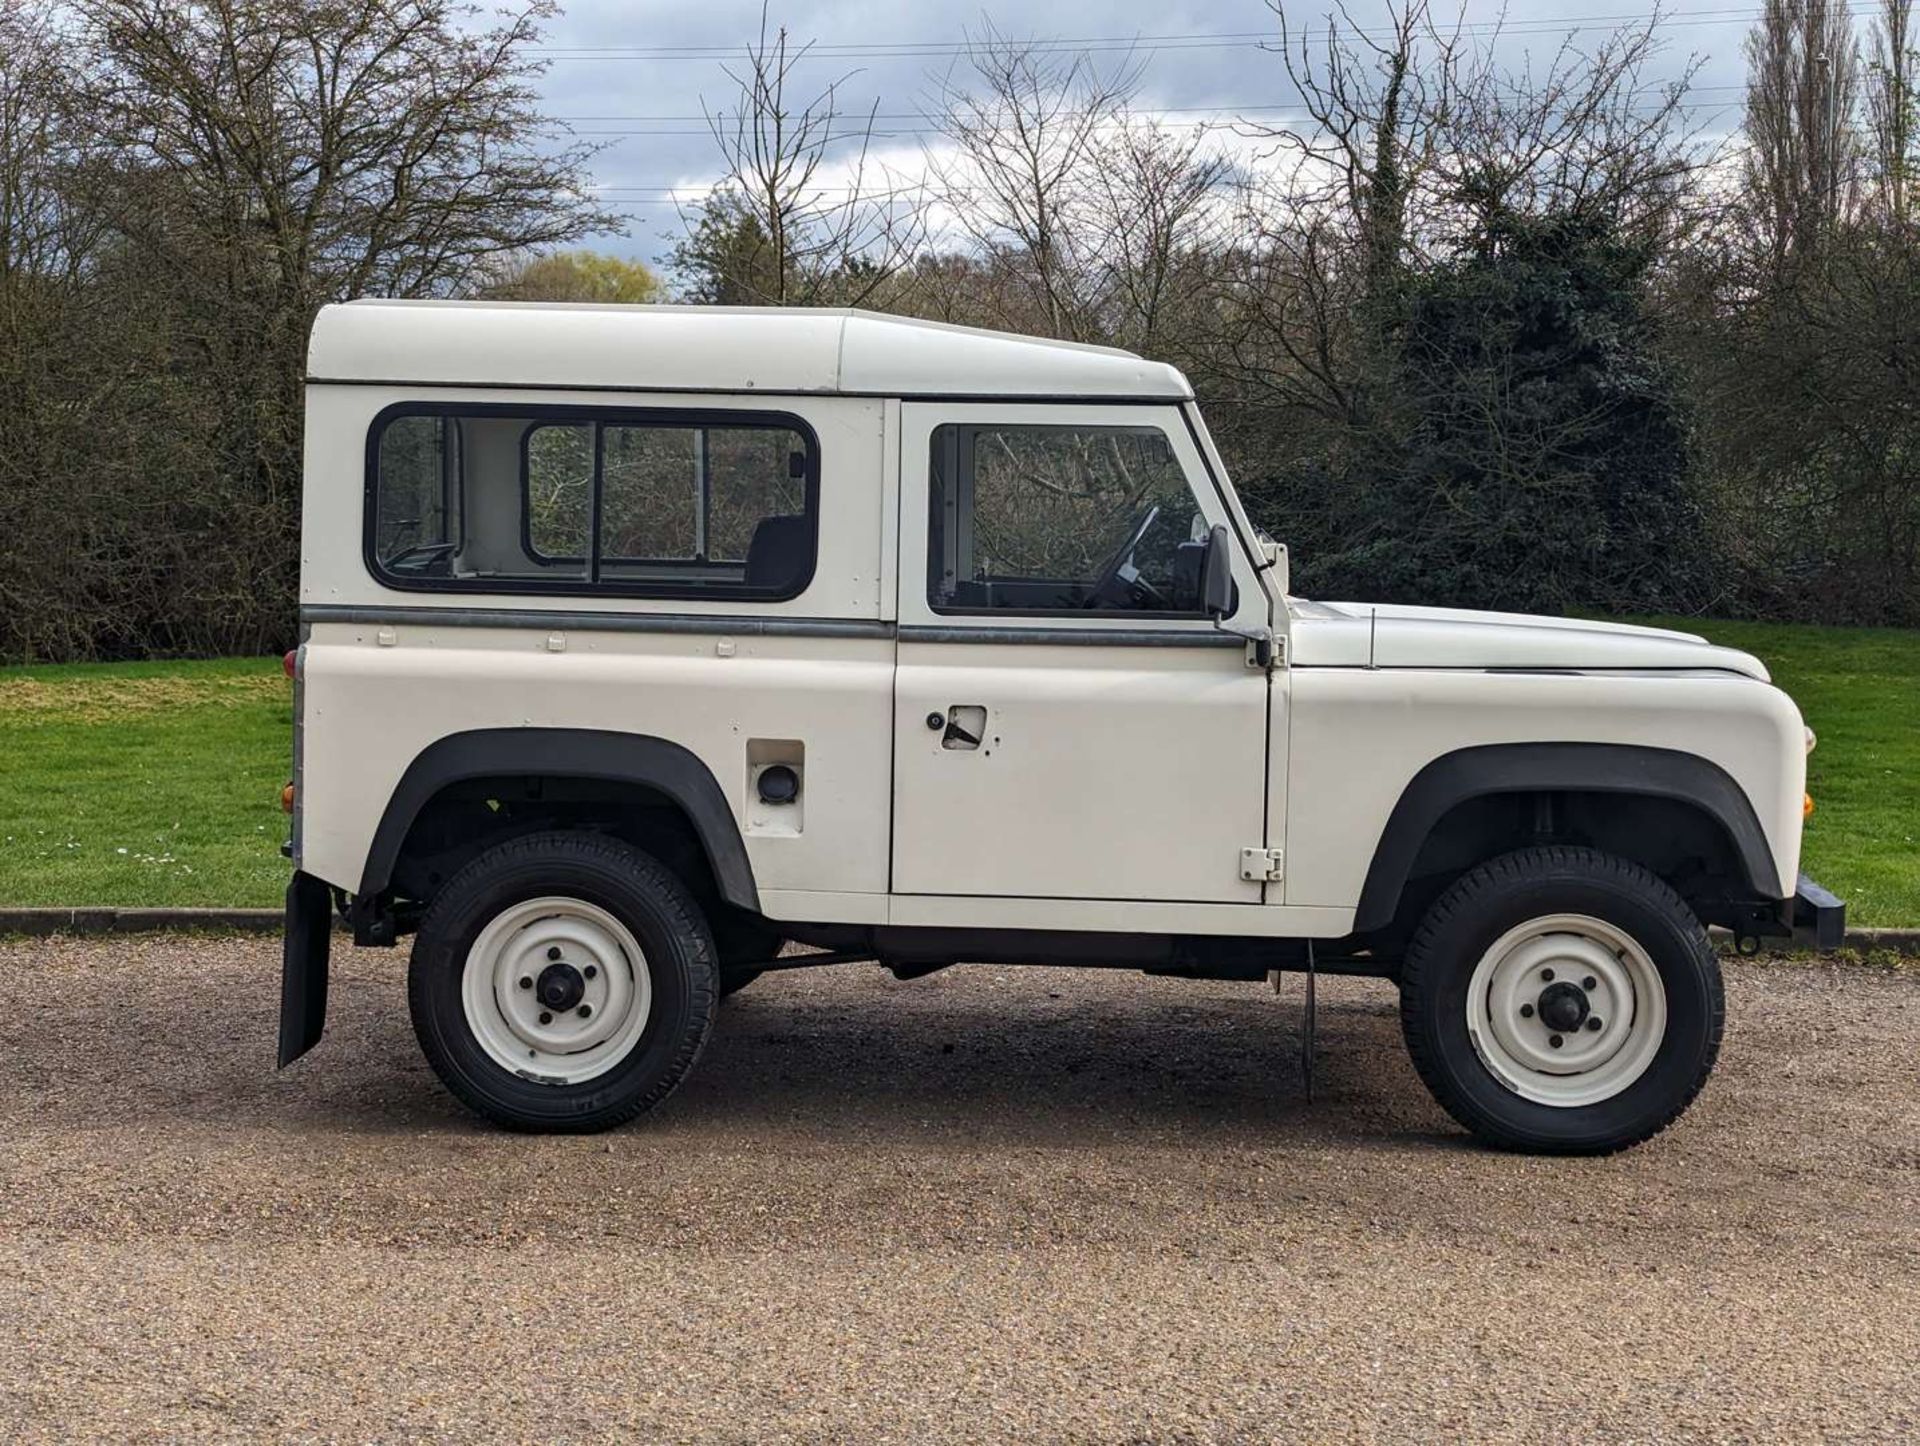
<box><xmin>0</xmin><ymin>935</ymin><xmax>1914</xmax><ymax>1442</ymax></box>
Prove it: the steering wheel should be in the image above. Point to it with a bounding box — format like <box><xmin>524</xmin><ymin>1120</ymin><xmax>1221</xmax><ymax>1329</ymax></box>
<box><xmin>385</xmin><ymin>540</ymin><xmax>457</xmax><ymax>571</ymax></box>
<box><xmin>1082</xmin><ymin>505</ymin><xmax>1165</xmax><ymax>609</ymax></box>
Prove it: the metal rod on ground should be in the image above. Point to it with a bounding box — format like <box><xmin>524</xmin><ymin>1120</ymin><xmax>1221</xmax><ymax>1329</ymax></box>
<box><xmin>1304</xmin><ymin>939</ymin><xmax>1317</xmax><ymax>1104</ymax></box>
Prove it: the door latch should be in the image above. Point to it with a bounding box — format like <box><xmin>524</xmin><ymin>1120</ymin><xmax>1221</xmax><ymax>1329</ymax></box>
<box><xmin>1240</xmin><ymin>847</ymin><xmax>1284</xmax><ymax>882</ymax></box>
<box><xmin>940</xmin><ymin>705</ymin><xmax>988</xmax><ymax>751</ymax></box>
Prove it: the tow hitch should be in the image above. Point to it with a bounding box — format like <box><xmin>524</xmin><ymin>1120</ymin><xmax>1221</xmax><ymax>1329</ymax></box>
<box><xmin>1792</xmin><ymin>875</ymin><xmax>1847</xmax><ymax>952</ymax></box>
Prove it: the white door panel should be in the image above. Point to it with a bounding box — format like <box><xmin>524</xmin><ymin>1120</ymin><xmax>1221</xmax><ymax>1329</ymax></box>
<box><xmin>893</xmin><ymin>642</ymin><xmax>1265</xmax><ymax>901</ymax></box>
<box><xmin>890</xmin><ymin>402</ymin><xmax>1275</xmax><ymax>905</ymax></box>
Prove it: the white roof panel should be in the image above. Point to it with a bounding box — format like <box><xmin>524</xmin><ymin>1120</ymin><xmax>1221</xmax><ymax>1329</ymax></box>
<box><xmin>307</xmin><ymin>299</ymin><xmax>1193</xmax><ymax>400</ymax></box>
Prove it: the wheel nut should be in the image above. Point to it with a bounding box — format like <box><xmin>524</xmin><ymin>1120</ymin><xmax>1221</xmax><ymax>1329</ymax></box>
<box><xmin>538</xmin><ymin>1010</ymin><xmax>552</xmax><ymax>1025</ymax></box>
<box><xmin>1519</xmin><ymin>1003</ymin><xmax>1535</xmax><ymax>1018</ymax></box>
<box><xmin>547</xmin><ymin>946</ymin><xmax>561</xmax><ymax>961</ymax></box>
<box><xmin>518</xmin><ymin>976</ymin><xmax>532</xmax><ymax>990</ymax></box>
<box><xmin>583</xmin><ymin>965</ymin><xmax>597</xmax><ymax>980</ymax></box>
<box><xmin>1582</xmin><ymin>975</ymin><xmax>1597</xmax><ymax>991</ymax></box>
<box><xmin>1587</xmin><ymin>1017</ymin><xmax>1603</xmax><ymax>1031</ymax></box>
<box><xmin>1541</xmin><ymin>968</ymin><xmax>1555</xmax><ymax>982</ymax></box>
<box><xmin>1549</xmin><ymin>1034</ymin><xmax>1564</xmax><ymax>1048</ymax></box>
<box><xmin>577</xmin><ymin>1004</ymin><xmax>592</xmax><ymax>1018</ymax></box>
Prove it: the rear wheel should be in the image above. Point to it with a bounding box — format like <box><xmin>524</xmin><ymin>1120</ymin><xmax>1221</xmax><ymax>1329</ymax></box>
<box><xmin>408</xmin><ymin>831</ymin><xmax>718</xmax><ymax>1132</ymax></box>
<box><xmin>1399</xmin><ymin>846</ymin><xmax>1723</xmax><ymax>1154</ymax></box>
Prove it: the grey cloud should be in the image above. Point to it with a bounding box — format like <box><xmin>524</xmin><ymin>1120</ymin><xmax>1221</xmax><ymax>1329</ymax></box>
<box><xmin>536</xmin><ymin>0</ymin><xmax>1761</xmax><ymax>265</ymax></box>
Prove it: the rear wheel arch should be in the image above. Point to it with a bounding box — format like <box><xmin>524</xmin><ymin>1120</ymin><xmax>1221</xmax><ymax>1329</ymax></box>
<box><xmin>1353</xmin><ymin>742</ymin><xmax>1781</xmax><ymax>936</ymax></box>
<box><xmin>362</xmin><ymin>728</ymin><xmax>759</xmax><ymax>914</ymax></box>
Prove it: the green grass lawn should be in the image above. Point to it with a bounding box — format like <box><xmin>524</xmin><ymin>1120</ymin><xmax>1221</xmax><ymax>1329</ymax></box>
<box><xmin>0</xmin><ymin>620</ymin><xmax>1915</xmax><ymax>922</ymax></box>
<box><xmin>0</xmin><ymin>658</ymin><xmax>292</xmax><ymax>908</ymax></box>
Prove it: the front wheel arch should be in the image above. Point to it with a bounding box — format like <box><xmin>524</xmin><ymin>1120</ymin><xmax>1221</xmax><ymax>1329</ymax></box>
<box><xmin>1353</xmin><ymin>742</ymin><xmax>1783</xmax><ymax>935</ymax></box>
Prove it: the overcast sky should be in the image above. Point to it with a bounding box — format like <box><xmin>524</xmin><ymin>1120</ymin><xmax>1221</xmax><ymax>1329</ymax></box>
<box><xmin>530</xmin><ymin>2</ymin><xmax>1784</xmax><ymax>270</ymax></box>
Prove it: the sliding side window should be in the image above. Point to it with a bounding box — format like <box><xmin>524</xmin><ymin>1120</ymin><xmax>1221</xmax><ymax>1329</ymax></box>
<box><xmin>367</xmin><ymin>404</ymin><xmax>818</xmax><ymax>601</ymax></box>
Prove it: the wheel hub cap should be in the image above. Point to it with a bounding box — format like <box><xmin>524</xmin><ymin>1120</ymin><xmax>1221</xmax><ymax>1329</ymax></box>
<box><xmin>1536</xmin><ymin>980</ymin><xmax>1589</xmax><ymax>1033</ymax></box>
<box><xmin>460</xmin><ymin>897</ymin><xmax>653</xmax><ymax>1085</ymax></box>
<box><xmin>1465</xmin><ymin>913</ymin><xmax>1669</xmax><ymax>1109</ymax></box>
<box><xmin>537</xmin><ymin>962</ymin><xmax>586</xmax><ymax>1012</ymax></box>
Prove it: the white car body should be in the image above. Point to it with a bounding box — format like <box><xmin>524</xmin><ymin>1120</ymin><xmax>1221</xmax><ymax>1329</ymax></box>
<box><xmin>279</xmin><ymin>300</ymin><xmax>1840</xmax><ymax>1147</ymax></box>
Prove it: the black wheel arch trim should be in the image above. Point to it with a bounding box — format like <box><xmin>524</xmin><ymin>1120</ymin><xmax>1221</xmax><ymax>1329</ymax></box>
<box><xmin>1353</xmin><ymin>742</ymin><xmax>1782</xmax><ymax>933</ymax></box>
<box><xmin>359</xmin><ymin>728</ymin><xmax>759</xmax><ymax>912</ymax></box>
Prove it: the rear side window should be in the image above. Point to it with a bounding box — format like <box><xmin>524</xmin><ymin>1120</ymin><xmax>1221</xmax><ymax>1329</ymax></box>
<box><xmin>367</xmin><ymin>404</ymin><xmax>818</xmax><ymax>600</ymax></box>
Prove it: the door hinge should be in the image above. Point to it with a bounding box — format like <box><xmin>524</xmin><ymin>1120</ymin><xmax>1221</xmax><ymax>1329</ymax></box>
<box><xmin>1239</xmin><ymin>847</ymin><xmax>1284</xmax><ymax>883</ymax></box>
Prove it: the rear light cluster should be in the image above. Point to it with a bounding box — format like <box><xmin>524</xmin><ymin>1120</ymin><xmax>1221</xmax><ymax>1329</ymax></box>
<box><xmin>282</xmin><ymin>649</ymin><xmax>297</xmax><ymax>680</ymax></box>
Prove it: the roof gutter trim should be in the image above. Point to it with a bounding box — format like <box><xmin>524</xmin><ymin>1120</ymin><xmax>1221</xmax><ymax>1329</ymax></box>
<box><xmin>303</xmin><ymin>375</ymin><xmax>1194</xmax><ymax>403</ymax></box>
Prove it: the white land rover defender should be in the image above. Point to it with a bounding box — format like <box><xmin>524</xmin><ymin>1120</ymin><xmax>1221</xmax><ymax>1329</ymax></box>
<box><xmin>280</xmin><ymin>300</ymin><xmax>1844</xmax><ymax>1153</ymax></box>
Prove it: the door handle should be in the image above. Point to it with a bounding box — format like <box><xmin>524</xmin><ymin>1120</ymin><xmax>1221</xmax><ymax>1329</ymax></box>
<box><xmin>940</xmin><ymin>705</ymin><xmax>987</xmax><ymax>751</ymax></box>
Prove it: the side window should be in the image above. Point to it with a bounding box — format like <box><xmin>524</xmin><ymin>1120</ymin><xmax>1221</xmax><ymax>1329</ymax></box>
<box><xmin>373</xmin><ymin>415</ymin><xmax>463</xmax><ymax>568</ymax></box>
<box><xmin>368</xmin><ymin>406</ymin><xmax>817</xmax><ymax>600</ymax></box>
<box><xmin>599</xmin><ymin>424</ymin><xmax>699</xmax><ymax>561</ymax></box>
<box><xmin>927</xmin><ymin>422</ymin><xmax>1213</xmax><ymax>614</ymax></box>
<box><xmin>523</xmin><ymin>424</ymin><xmax>593</xmax><ymax>560</ymax></box>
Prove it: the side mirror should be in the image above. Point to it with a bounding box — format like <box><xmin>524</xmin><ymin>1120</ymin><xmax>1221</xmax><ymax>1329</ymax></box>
<box><xmin>1200</xmin><ymin>524</ymin><xmax>1235</xmax><ymax>618</ymax></box>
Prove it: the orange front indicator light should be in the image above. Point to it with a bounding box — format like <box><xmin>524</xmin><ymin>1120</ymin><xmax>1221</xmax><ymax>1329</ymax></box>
<box><xmin>281</xmin><ymin>783</ymin><xmax>296</xmax><ymax>814</ymax></box>
<box><xmin>1803</xmin><ymin>792</ymin><xmax>1815</xmax><ymax>818</ymax></box>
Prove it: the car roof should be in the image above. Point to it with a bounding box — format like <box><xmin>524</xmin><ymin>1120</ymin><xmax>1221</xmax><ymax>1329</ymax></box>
<box><xmin>306</xmin><ymin>300</ymin><xmax>1193</xmax><ymax>402</ymax></box>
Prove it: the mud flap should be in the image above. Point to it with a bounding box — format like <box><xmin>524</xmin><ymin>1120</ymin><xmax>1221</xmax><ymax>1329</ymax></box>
<box><xmin>278</xmin><ymin>871</ymin><xmax>332</xmax><ymax>1067</ymax></box>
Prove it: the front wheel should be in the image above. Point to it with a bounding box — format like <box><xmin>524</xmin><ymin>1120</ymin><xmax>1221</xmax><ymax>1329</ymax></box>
<box><xmin>1399</xmin><ymin>846</ymin><xmax>1724</xmax><ymax>1154</ymax></box>
<box><xmin>408</xmin><ymin>831</ymin><xmax>719</xmax><ymax>1132</ymax></box>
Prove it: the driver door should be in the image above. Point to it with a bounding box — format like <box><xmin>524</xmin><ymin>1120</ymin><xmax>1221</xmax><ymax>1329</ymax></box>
<box><xmin>890</xmin><ymin>402</ymin><xmax>1273</xmax><ymax>905</ymax></box>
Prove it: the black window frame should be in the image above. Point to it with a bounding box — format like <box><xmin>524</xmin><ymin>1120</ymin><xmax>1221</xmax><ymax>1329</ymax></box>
<box><xmin>924</xmin><ymin>419</ymin><xmax>1216</xmax><ymax>621</ymax></box>
<box><xmin>363</xmin><ymin>400</ymin><xmax>821</xmax><ymax>602</ymax></box>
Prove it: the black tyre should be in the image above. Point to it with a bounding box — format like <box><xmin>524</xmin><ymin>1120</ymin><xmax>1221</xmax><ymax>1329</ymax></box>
<box><xmin>1399</xmin><ymin>846</ymin><xmax>1724</xmax><ymax>1155</ymax></box>
<box><xmin>407</xmin><ymin>831</ymin><xmax>718</xmax><ymax>1132</ymax></box>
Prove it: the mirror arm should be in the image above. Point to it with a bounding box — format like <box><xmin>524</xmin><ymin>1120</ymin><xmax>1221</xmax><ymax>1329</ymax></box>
<box><xmin>1211</xmin><ymin>615</ymin><xmax>1275</xmax><ymax>669</ymax></box>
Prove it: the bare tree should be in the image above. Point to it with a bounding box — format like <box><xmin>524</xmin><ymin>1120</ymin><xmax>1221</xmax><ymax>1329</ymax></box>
<box><xmin>1209</xmin><ymin>1</ymin><xmax>1453</xmax><ymax>434</ymax></box>
<box><xmin>928</xmin><ymin>24</ymin><xmax>1145</xmax><ymax>341</ymax></box>
<box><xmin>1744</xmin><ymin>0</ymin><xmax>1862</xmax><ymax>268</ymax></box>
<box><xmin>1255</xmin><ymin>2</ymin><xmax>1702</xmax><ymax>261</ymax></box>
<box><xmin>1082</xmin><ymin>120</ymin><xmax>1236</xmax><ymax>353</ymax></box>
<box><xmin>1218</xmin><ymin>3</ymin><xmax>1704</xmax><ymax>430</ymax></box>
<box><xmin>1435</xmin><ymin>26</ymin><xmax>1703</xmax><ymax>248</ymax></box>
<box><xmin>1867</xmin><ymin>0</ymin><xmax>1917</xmax><ymax>222</ymax></box>
<box><xmin>677</xmin><ymin>3</ymin><xmax>923</xmax><ymax>307</ymax></box>
<box><xmin>1255</xmin><ymin>1</ymin><xmax>1454</xmax><ymax>302</ymax></box>
<box><xmin>80</xmin><ymin>0</ymin><xmax>617</xmax><ymax>306</ymax></box>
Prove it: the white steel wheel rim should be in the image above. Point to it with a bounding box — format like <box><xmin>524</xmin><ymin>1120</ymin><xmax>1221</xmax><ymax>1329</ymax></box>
<box><xmin>1465</xmin><ymin>913</ymin><xmax>1667</xmax><ymax>1109</ymax></box>
<box><xmin>461</xmin><ymin>896</ymin><xmax>654</xmax><ymax>1085</ymax></box>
